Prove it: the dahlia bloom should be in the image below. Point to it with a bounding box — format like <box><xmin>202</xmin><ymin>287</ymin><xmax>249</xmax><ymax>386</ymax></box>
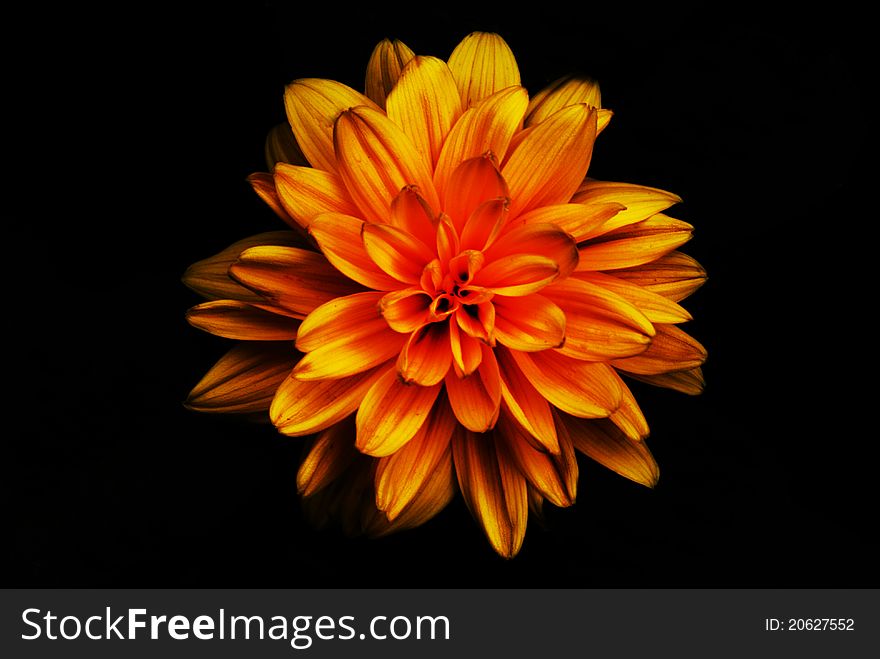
<box><xmin>184</xmin><ymin>32</ymin><xmax>707</xmax><ymax>557</ymax></box>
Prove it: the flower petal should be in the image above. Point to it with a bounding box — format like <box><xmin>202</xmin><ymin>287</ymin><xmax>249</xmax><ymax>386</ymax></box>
<box><xmin>379</xmin><ymin>288</ymin><xmax>432</xmax><ymax>333</ymax></box>
<box><xmin>433</xmin><ymin>86</ymin><xmax>528</xmax><ymax>200</ymax></box>
<box><xmin>452</xmin><ymin>426</ymin><xmax>527</xmax><ymax>558</ymax></box>
<box><xmin>365</xmin><ymin>38</ymin><xmax>416</xmax><ymax>108</ymax></box>
<box><xmin>388</xmin><ymin>186</ymin><xmax>437</xmax><ymax>249</ymax></box>
<box><xmin>297</xmin><ymin>418</ymin><xmax>357</xmax><ymax>497</ymax></box>
<box><xmin>472</xmin><ymin>254</ymin><xmax>559</xmax><ymax>297</ymax></box>
<box><xmin>294</xmin><ymin>291</ymin><xmax>383</xmax><ymax>352</ymax></box>
<box><xmin>493</xmin><ymin>294</ymin><xmax>565</xmax><ymax>352</ymax></box>
<box><xmin>526</xmin><ymin>75</ymin><xmax>602</xmax><ymax>125</ymax></box>
<box><xmin>455</xmin><ymin>301</ymin><xmax>495</xmax><ymax>343</ymax></box>
<box><xmin>608</xmin><ymin>370</ymin><xmax>650</xmax><ymax>441</ymax></box>
<box><xmin>362</xmin><ymin>222</ymin><xmax>435</xmax><ymax>284</ymax></box>
<box><xmin>186</xmin><ymin>300</ymin><xmax>301</xmax><ymax>340</ymax></box>
<box><xmin>571</xmin><ymin>180</ymin><xmax>682</xmax><ymax>235</ymax></box>
<box><xmin>559</xmin><ymin>414</ymin><xmax>659</xmax><ymax>487</ymax></box>
<box><xmin>574</xmin><ymin>271</ymin><xmax>691</xmax><ymax>324</ymax></box>
<box><xmin>577</xmin><ymin>213</ymin><xmax>694</xmax><ymax>271</ymax></box>
<box><xmin>265</xmin><ymin>122</ymin><xmax>308</xmax><ymax>169</ymax></box>
<box><xmin>447</xmin><ymin>32</ymin><xmax>521</xmax><ymax>107</ymax></box>
<box><xmin>515</xmin><ymin>202</ymin><xmax>624</xmax><ymax>242</ymax></box>
<box><xmin>442</xmin><ymin>154</ymin><xmax>509</xmax><ymax>234</ymax></box>
<box><xmin>387</xmin><ymin>56</ymin><xmax>464</xmax><ymax>168</ymax></box>
<box><xmin>274</xmin><ymin>163</ymin><xmax>358</xmax><ymax>230</ymax></box>
<box><xmin>445</xmin><ymin>343</ymin><xmax>501</xmax><ymax>432</ymax></box>
<box><xmin>271</xmin><ymin>364</ymin><xmax>387</xmax><ymax>436</ymax></box>
<box><xmin>375</xmin><ymin>391</ymin><xmax>456</xmax><ymax>520</ymax></box>
<box><xmin>502</xmin><ymin>104</ymin><xmax>597</xmax><ymax>219</ymax></box>
<box><xmin>626</xmin><ymin>367</ymin><xmax>706</xmax><ymax>396</ymax></box>
<box><xmin>459</xmin><ymin>197</ymin><xmax>509</xmax><ymax>252</ymax></box>
<box><xmin>230</xmin><ymin>245</ymin><xmax>363</xmax><ymax>315</ymax></box>
<box><xmin>356</xmin><ymin>367</ymin><xmax>443</xmax><ymax>457</ymax></box>
<box><xmin>612</xmin><ymin>251</ymin><xmax>707</xmax><ymax>302</ymax></box>
<box><xmin>334</xmin><ymin>106</ymin><xmax>439</xmax><ymax>223</ymax></box>
<box><xmin>247</xmin><ymin>172</ymin><xmax>298</xmax><ymax>231</ymax></box>
<box><xmin>397</xmin><ymin>322</ymin><xmax>453</xmax><ymax>386</ymax></box>
<box><xmin>182</xmin><ymin>231</ymin><xmax>303</xmax><ymax>303</ymax></box>
<box><xmin>186</xmin><ymin>343</ymin><xmax>297</xmax><ymax>413</ymax></box>
<box><xmin>507</xmin><ymin>347</ymin><xmax>621</xmax><ymax>418</ymax></box>
<box><xmin>284</xmin><ymin>78</ymin><xmax>379</xmax><ymax>172</ymax></box>
<box><xmin>484</xmin><ymin>222</ymin><xmax>579</xmax><ymax>279</ymax></box>
<box><xmin>612</xmin><ymin>323</ymin><xmax>707</xmax><ymax>375</ymax></box>
<box><xmin>496</xmin><ymin>347</ymin><xmax>558</xmax><ymax>453</ymax></box>
<box><xmin>449</xmin><ymin>320</ymin><xmax>484</xmax><ymax>376</ymax></box>
<box><xmin>309</xmin><ymin>213</ymin><xmax>401</xmax><ymax>290</ymax></box>
<box><xmin>294</xmin><ymin>326</ymin><xmax>406</xmax><ymax>381</ymax></box>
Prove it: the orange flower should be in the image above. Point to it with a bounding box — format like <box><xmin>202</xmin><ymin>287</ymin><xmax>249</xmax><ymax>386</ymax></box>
<box><xmin>184</xmin><ymin>32</ymin><xmax>707</xmax><ymax>557</ymax></box>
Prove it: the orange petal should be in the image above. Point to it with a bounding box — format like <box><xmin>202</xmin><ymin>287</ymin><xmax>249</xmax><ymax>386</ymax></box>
<box><xmin>577</xmin><ymin>213</ymin><xmax>693</xmax><ymax>271</ymax></box>
<box><xmin>386</xmin><ymin>56</ymin><xmax>463</xmax><ymax>168</ymax></box>
<box><xmin>389</xmin><ymin>186</ymin><xmax>437</xmax><ymax>249</ymax></box>
<box><xmin>284</xmin><ymin>78</ymin><xmax>379</xmax><ymax>172</ymax></box>
<box><xmin>495</xmin><ymin>347</ymin><xmax>558</xmax><ymax>453</ymax></box>
<box><xmin>379</xmin><ymin>288</ymin><xmax>432</xmax><ymax>333</ymax></box>
<box><xmin>364</xmin><ymin>38</ymin><xmax>416</xmax><ymax>108</ymax></box>
<box><xmin>247</xmin><ymin>172</ymin><xmax>296</xmax><ymax>230</ymax></box>
<box><xmin>449</xmin><ymin>320</ymin><xmax>483</xmax><ymax>376</ymax></box>
<box><xmin>186</xmin><ymin>343</ymin><xmax>297</xmax><ymax>414</ymax></box>
<box><xmin>445</xmin><ymin>343</ymin><xmax>501</xmax><ymax>432</ymax></box>
<box><xmin>265</xmin><ymin>122</ymin><xmax>308</xmax><ymax>169</ymax></box>
<box><xmin>472</xmin><ymin>254</ymin><xmax>559</xmax><ymax>297</ymax></box>
<box><xmin>271</xmin><ymin>364</ymin><xmax>387</xmax><ymax>436</ymax></box>
<box><xmin>229</xmin><ymin>245</ymin><xmax>363</xmax><ymax>316</ymax></box>
<box><xmin>356</xmin><ymin>367</ymin><xmax>442</xmax><ymax>457</ymax></box>
<box><xmin>559</xmin><ymin>414</ymin><xmax>659</xmax><ymax>487</ymax></box>
<box><xmin>443</xmin><ymin>154</ymin><xmax>509</xmax><ymax>233</ymax></box>
<box><xmin>496</xmin><ymin>411</ymin><xmax>576</xmax><ymax>507</ymax></box>
<box><xmin>493</xmin><ymin>294</ymin><xmax>565</xmax><ymax>352</ymax></box>
<box><xmin>182</xmin><ymin>231</ymin><xmax>303</xmax><ymax>303</ymax></box>
<box><xmin>612</xmin><ymin>251</ymin><xmax>707</xmax><ymax>302</ymax></box>
<box><xmin>452</xmin><ymin>425</ymin><xmax>527</xmax><ymax>558</ymax></box>
<box><xmin>571</xmin><ymin>180</ymin><xmax>682</xmax><ymax>236</ymax></box>
<box><xmin>502</xmin><ymin>104</ymin><xmax>597</xmax><ymax>219</ymax></box>
<box><xmin>274</xmin><ymin>163</ymin><xmax>358</xmax><ymax>230</ymax></box>
<box><xmin>626</xmin><ymin>367</ymin><xmax>705</xmax><ymax>396</ymax></box>
<box><xmin>334</xmin><ymin>106</ymin><xmax>439</xmax><ymax>223</ymax></box>
<box><xmin>362</xmin><ymin>222</ymin><xmax>435</xmax><ymax>285</ymax></box>
<box><xmin>398</xmin><ymin>322</ymin><xmax>452</xmax><ymax>386</ymax></box>
<box><xmin>297</xmin><ymin>418</ymin><xmax>357</xmax><ymax>497</ymax></box>
<box><xmin>447</xmin><ymin>32</ymin><xmax>521</xmax><ymax>107</ymax></box>
<box><xmin>434</xmin><ymin>86</ymin><xmax>528</xmax><ymax>200</ymax></box>
<box><xmin>508</xmin><ymin>347</ymin><xmax>621</xmax><ymax>418</ymax></box>
<box><xmin>526</xmin><ymin>75</ymin><xmax>602</xmax><ymax>125</ymax></box>
<box><xmin>608</xmin><ymin>370</ymin><xmax>650</xmax><ymax>441</ymax></box>
<box><xmin>294</xmin><ymin>290</ymin><xmax>384</xmax><ymax>351</ymax></box>
<box><xmin>186</xmin><ymin>300</ymin><xmax>301</xmax><ymax>341</ymax></box>
<box><xmin>574</xmin><ymin>271</ymin><xmax>691</xmax><ymax>324</ymax></box>
<box><xmin>309</xmin><ymin>213</ymin><xmax>401</xmax><ymax>290</ymax></box>
<box><xmin>294</xmin><ymin>326</ymin><xmax>406</xmax><ymax>381</ymax></box>
<box><xmin>455</xmin><ymin>301</ymin><xmax>495</xmax><ymax>343</ymax></box>
<box><xmin>483</xmin><ymin>222</ymin><xmax>579</xmax><ymax>279</ymax></box>
<box><xmin>515</xmin><ymin>202</ymin><xmax>624</xmax><ymax>242</ymax></box>
<box><xmin>460</xmin><ymin>197</ymin><xmax>509</xmax><ymax>252</ymax></box>
<box><xmin>375</xmin><ymin>392</ymin><xmax>456</xmax><ymax>519</ymax></box>
<box><xmin>612</xmin><ymin>323</ymin><xmax>707</xmax><ymax>375</ymax></box>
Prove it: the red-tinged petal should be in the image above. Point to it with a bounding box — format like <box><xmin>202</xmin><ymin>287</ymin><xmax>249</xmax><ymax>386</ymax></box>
<box><xmin>365</xmin><ymin>38</ymin><xmax>416</xmax><ymax>108</ymax></box>
<box><xmin>375</xmin><ymin>392</ymin><xmax>456</xmax><ymax>519</ymax></box>
<box><xmin>356</xmin><ymin>367</ymin><xmax>443</xmax><ymax>457</ymax></box>
<box><xmin>398</xmin><ymin>322</ymin><xmax>453</xmax><ymax>386</ymax></box>
<box><xmin>577</xmin><ymin>214</ymin><xmax>694</xmax><ymax>271</ymax></box>
<box><xmin>502</xmin><ymin>104</ymin><xmax>597</xmax><ymax>219</ymax></box>
<box><xmin>362</xmin><ymin>222</ymin><xmax>435</xmax><ymax>284</ymax></box>
<box><xmin>515</xmin><ymin>202</ymin><xmax>624</xmax><ymax>242</ymax></box>
<box><xmin>608</xmin><ymin>370</ymin><xmax>650</xmax><ymax>441</ymax></box>
<box><xmin>496</xmin><ymin>347</ymin><xmax>558</xmax><ymax>453</ymax></box>
<box><xmin>443</xmin><ymin>154</ymin><xmax>509</xmax><ymax>233</ymax></box>
<box><xmin>612</xmin><ymin>323</ymin><xmax>707</xmax><ymax>375</ymax></box>
<box><xmin>309</xmin><ymin>213</ymin><xmax>401</xmax><ymax>290</ymax></box>
<box><xmin>525</xmin><ymin>75</ymin><xmax>602</xmax><ymax>126</ymax></box>
<box><xmin>612</xmin><ymin>251</ymin><xmax>707</xmax><ymax>302</ymax></box>
<box><xmin>447</xmin><ymin>32</ymin><xmax>521</xmax><ymax>107</ymax></box>
<box><xmin>186</xmin><ymin>343</ymin><xmax>297</xmax><ymax>414</ymax></box>
<box><xmin>626</xmin><ymin>367</ymin><xmax>706</xmax><ymax>396</ymax></box>
<box><xmin>380</xmin><ymin>288</ymin><xmax>432</xmax><ymax>333</ymax></box>
<box><xmin>420</xmin><ymin>259</ymin><xmax>444</xmax><ymax>295</ymax></box>
<box><xmin>389</xmin><ymin>186</ymin><xmax>437</xmax><ymax>248</ymax></box>
<box><xmin>265</xmin><ymin>122</ymin><xmax>309</xmax><ymax>169</ymax></box>
<box><xmin>508</xmin><ymin>347</ymin><xmax>621</xmax><ymax>418</ymax></box>
<box><xmin>460</xmin><ymin>197</ymin><xmax>509</xmax><ymax>252</ymax></box>
<box><xmin>434</xmin><ymin>213</ymin><xmax>460</xmax><ymax>266</ymax></box>
<box><xmin>182</xmin><ymin>231</ymin><xmax>304</xmax><ymax>303</ymax></box>
<box><xmin>297</xmin><ymin>418</ymin><xmax>357</xmax><ymax>497</ymax></box>
<box><xmin>559</xmin><ymin>414</ymin><xmax>659</xmax><ymax>487</ymax></box>
<box><xmin>496</xmin><ymin>411</ymin><xmax>576</xmax><ymax>507</ymax></box>
<box><xmin>284</xmin><ymin>78</ymin><xmax>379</xmax><ymax>172</ymax></box>
<box><xmin>434</xmin><ymin>86</ymin><xmax>529</xmax><ymax>200</ymax></box>
<box><xmin>575</xmin><ymin>271</ymin><xmax>691</xmax><ymax>324</ymax></box>
<box><xmin>455</xmin><ymin>302</ymin><xmax>495</xmax><ymax>343</ymax></box>
<box><xmin>386</xmin><ymin>55</ymin><xmax>464</xmax><ymax>168</ymax></box>
<box><xmin>571</xmin><ymin>180</ymin><xmax>682</xmax><ymax>235</ymax></box>
<box><xmin>472</xmin><ymin>254</ymin><xmax>559</xmax><ymax>296</ymax></box>
<box><xmin>271</xmin><ymin>364</ymin><xmax>387</xmax><ymax>436</ymax></box>
<box><xmin>295</xmin><ymin>291</ymin><xmax>384</xmax><ymax>352</ymax></box>
<box><xmin>445</xmin><ymin>344</ymin><xmax>501</xmax><ymax>432</ymax></box>
<box><xmin>229</xmin><ymin>245</ymin><xmax>363</xmax><ymax>316</ymax></box>
<box><xmin>186</xmin><ymin>300</ymin><xmax>301</xmax><ymax>341</ymax></box>
<box><xmin>448</xmin><ymin>250</ymin><xmax>485</xmax><ymax>286</ymax></box>
<box><xmin>449</xmin><ymin>320</ymin><xmax>483</xmax><ymax>376</ymax></box>
<box><xmin>484</xmin><ymin>223</ymin><xmax>579</xmax><ymax>279</ymax></box>
<box><xmin>334</xmin><ymin>106</ymin><xmax>439</xmax><ymax>223</ymax></box>
<box><xmin>274</xmin><ymin>163</ymin><xmax>358</xmax><ymax>230</ymax></box>
<box><xmin>452</xmin><ymin>426</ymin><xmax>527</xmax><ymax>558</ymax></box>
<box><xmin>294</xmin><ymin>324</ymin><xmax>406</xmax><ymax>381</ymax></box>
<box><xmin>543</xmin><ymin>277</ymin><xmax>655</xmax><ymax>361</ymax></box>
<box><xmin>493</xmin><ymin>294</ymin><xmax>565</xmax><ymax>352</ymax></box>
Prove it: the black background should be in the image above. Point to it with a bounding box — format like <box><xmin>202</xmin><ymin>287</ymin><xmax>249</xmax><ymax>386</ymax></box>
<box><xmin>11</xmin><ymin>3</ymin><xmax>877</xmax><ymax>587</ymax></box>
